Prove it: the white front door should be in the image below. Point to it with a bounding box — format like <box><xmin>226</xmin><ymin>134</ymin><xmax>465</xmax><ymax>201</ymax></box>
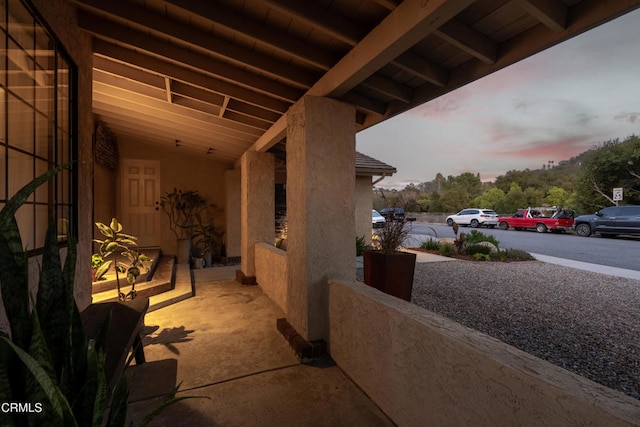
<box><xmin>120</xmin><ymin>159</ymin><xmax>161</xmax><ymax>248</ymax></box>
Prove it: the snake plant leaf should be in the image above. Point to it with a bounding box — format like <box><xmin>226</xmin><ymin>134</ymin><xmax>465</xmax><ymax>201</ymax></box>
<box><xmin>1</xmin><ymin>336</ymin><xmax>78</xmax><ymax>427</ymax></box>
<box><xmin>0</xmin><ymin>333</ymin><xmax>17</xmax><ymax>427</ymax></box>
<box><xmin>0</xmin><ymin>219</ymin><xmax>30</xmax><ymax>350</ymax></box>
<box><xmin>36</xmin><ymin>221</ymin><xmax>69</xmax><ymax>380</ymax></box>
<box><xmin>0</xmin><ymin>164</ymin><xmax>69</xmax><ymax>230</ymax></box>
<box><xmin>106</xmin><ymin>374</ymin><xmax>129</xmax><ymax>427</ymax></box>
<box><xmin>138</xmin><ymin>382</ymin><xmax>211</xmax><ymax>427</ymax></box>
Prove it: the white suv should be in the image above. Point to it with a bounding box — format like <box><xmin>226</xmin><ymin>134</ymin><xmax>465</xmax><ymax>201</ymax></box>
<box><xmin>446</xmin><ymin>208</ymin><xmax>498</xmax><ymax>228</ymax></box>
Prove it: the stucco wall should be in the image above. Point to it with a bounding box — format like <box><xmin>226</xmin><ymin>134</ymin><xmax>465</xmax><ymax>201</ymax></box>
<box><xmin>224</xmin><ymin>169</ymin><xmax>241</xmax><ymax>257</ymax></box>
<box><xmin>254</xmin><ymin>243</ymin><xmax>287</xmax><ymax>313</ymax></box>
<box><xmin>355</xmin><ymin>176</ymin><xmax>373</xmax><ymax>245</ymax></box>
<box><xmin>329</xmin><ymin>279</ymin><xmax>640</xmax><ymax>426</ymax></box>
<box><xmin>116</xmin><ymin>139</ymin><xmax>231</xmax><ymax>256</ymax></box>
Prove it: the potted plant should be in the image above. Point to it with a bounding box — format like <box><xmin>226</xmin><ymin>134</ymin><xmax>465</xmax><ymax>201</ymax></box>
<box><xmin>363</xmin><ymin>213</ymin><xmax>416</xmax><ymax>301</ymax></box>
<box><xmin>160</xmin><ymin>188</ymin><xmax>208</xmax><ymax>264</ymax></box>
<box><xmin>91</xmin><ymin>253</ymin><xmax>103</xmax><ymax>282</ymax></box>
<box><xmin>192</xmin><ymin>210</ymin><xmax>223</xmax><ymax>268</ymax></box>
<box><xmin>94</xmin><ymin>218</ymin><xmax>152</xmax><ymax>300</ymax></box>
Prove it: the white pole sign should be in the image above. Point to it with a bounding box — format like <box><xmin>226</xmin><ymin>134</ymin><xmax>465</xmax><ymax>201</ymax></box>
<box><xmin>613</xmin><ymin>187</ymin><xmax>623</xmax><ymax>202</ymax></box>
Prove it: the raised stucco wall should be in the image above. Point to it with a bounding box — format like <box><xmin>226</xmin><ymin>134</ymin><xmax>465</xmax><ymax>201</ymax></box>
<box><xmin>254</xmin><ymin>243</ymin><xmax>287</xmax><ymax>313</ymax></box>
<box><xmin>355</xmin><ymin>176</ymin><xmax>373</xmax><ymax>245</ymax></box>
<box><xmin>240</xmin><ymin>152</ymin><xmax>275</xmax><ymax>277</ymax></box>
<box><xmin>329</xmin><ymin>279</ymin><xmax>640</xmax><ymax>426</ymax></box>
<box><xmin>116</xmin><ymin>139</ymin><xmax>231</xmax><ymax>257</ymax></box>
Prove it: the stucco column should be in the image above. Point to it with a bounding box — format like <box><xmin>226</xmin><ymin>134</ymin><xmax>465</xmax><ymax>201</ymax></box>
<box><xmin>224</xmin><ymin>169</ymin><xmax>241</xmax><ymax>258</ymax></box>
<box><xmin>355</xmin><ymin>176</ymin><xmax>373</xmax><ymax>245</ymax></box>
<box><xmin>286</xmin><ymin>96</ymin><xmax>356</xmax><ymax>342</ymax></box>
<box><xmin>240</xmin><ymin>151</ymin><xmax>275</xmax><ymax>278</ymax></box>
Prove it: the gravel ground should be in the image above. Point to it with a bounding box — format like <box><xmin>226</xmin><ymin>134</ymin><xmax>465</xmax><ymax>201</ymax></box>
<box><xmin>359</xmin><ymin>260</ymin><xmax>640</xmax><ymax>400</ymax></box>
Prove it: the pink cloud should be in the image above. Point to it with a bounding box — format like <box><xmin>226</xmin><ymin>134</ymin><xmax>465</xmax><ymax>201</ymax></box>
<box><xmin>488</xmin><ymin>135</ymin><xmax>595</xmax><ymax>160</ymax></box>
<box><xmin>614</xmin><ymin>112</ymin><xmax>640</xmax><ymax>123</ymax></box>
<box><xmin>407</xmin><ymin>89</ymin><xmax>470</xmax><ymax>120</ymax></box>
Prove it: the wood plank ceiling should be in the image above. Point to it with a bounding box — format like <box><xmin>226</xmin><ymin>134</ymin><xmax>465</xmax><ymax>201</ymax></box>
<box><xmin>70</xmin><ymin>0</ymin><xmax>640</xmax><ymax>164</ymax></box>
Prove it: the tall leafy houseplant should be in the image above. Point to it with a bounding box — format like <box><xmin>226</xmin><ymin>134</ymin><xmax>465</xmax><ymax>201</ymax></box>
<box><xmin>0</xmin><ymin>167</ymin><xmax>201</xmax><ymax>426</ymax></box>
<box><xmin>363</xmin><ymin>212</ymin><xmax>416</xmax><ymax>301</ymax></box>
<box><xmin>159</xmin><ymin>189</ymin><xmax>207</xmax><ymax>264</ymax></box>
<box><xmin>94</xmin><ymin>218</ymin><xmax>151</xmax><ymax>301</ymax></box>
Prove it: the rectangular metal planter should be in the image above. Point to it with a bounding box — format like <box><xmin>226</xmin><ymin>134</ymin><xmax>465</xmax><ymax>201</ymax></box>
<box><xmin>363</xmin><ymin>250</ymin><xmax>417</xmax><ymax>301</ymax></box>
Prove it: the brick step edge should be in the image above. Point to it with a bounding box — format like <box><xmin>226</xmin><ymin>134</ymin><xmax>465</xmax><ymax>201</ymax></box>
<box><xmin>276</xmin><ymin>318</ymin><xmax>326</xmax><ymax>363</ymax></box>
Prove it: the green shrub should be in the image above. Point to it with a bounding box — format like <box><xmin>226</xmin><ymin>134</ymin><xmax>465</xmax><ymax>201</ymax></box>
<box><xmin>465</xmin><ymin>229</ymin><xmax>500</xmax><ymax>248</ymax></box>
<box><xmin>420</xmin><ymin>238</ymin><xmax>440</xmax><ymax>251</ymax></box>
<box><xmin>466</xmin><ymin>244</ymin><xmax>493</xmax><ymax>256</ymax></box>
<box><xmin>501</xmin><ymin>248</ymin><xmax>535</xmax><ymax>261</ymax></box>
<box><xmin>473</xmin><ymin>252</ymin><xmax>491</xmax><ymax>261</ymax></box>
<box><xmin>356</xmin><ymin>235</ymin><xmax>367</xmax><ymax>256</ymax></box>
<box><xmin>439</xmin><ymin>243</ymin><xmax>454</xmax><ymax>257</ymax></box>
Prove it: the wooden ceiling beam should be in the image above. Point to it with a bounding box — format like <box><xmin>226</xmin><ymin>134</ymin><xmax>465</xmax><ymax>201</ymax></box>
<box><xmin>162</xmin><ymin>0</ymin><xmax>337</xmax><ymax>70</ymax></box>
<box><xmin>75</xmin><ymin>0</ymin><xmax>318</xmax><ymax>88</ymax></box>
<box><xmin>93</xmin><ymin>84</ymin><xmax>262</xmax><ymax>140</ymax></box>
<box><xmin>306</xmin><ymin>0</ymin><xmax>474</xmax><ymax>97</ymax></box>
<box><xmin>514</xmin><ymin>0</ymin><xmax>567</xmax><ymax>32</ymax></box>
<box><xmin>361</xmin><ymin>75</ymin><xmax>413</xmax><ymax>104</ymax></box>
<box><xmin>392</xmin><ymin>51</ymin><xmax>448</xmax><ymax>87</ymax></box>
<box><xmin>93</xmin><ymin>40</ymin><xmax>291</xmax><ymax>114</ymax></box>
<box><xmin>79</xmin><ymin>11</ymin><xmax>303</xmax><ymax>102</ymax></box>
<box><xmin>434</xmin><ymin>19</ymin><xmax>498</xmax><ymax>64</ymax></box>
<box><xmin>256</xmin><ymin>0</ymin><xmax>365</xmax><ymax>45</ymax></box>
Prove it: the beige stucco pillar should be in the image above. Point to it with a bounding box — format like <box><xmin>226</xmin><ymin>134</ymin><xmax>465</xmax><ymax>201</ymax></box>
<box><xmin>240</xmin><ymin>151</ymin><xmax>275</xmax><ymax>278</ymax></box>
<box><xmin>286</xmin><ymin>96</ymin><xmax>356</xmax><ymax>342</ymax></box>
<box><xmin>355</xmin><ymin>176</ymin><xmax>373</xmax><ymax>245</ymax></box>
<box><xmin>224</xmin><ymin>169</ymin><xmax>241</xmax><ymax>258</ymax></box>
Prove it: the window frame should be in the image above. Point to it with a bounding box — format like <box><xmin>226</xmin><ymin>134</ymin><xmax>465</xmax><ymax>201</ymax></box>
<box><xmin>1</xmin><ymin>0</ymin><xmax>78</xmax><ymax>255</ymax></box>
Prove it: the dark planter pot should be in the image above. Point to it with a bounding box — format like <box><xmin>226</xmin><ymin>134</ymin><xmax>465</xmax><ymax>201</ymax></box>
<box><xmin>363</xmin><ymin>250</ymin><xmax>417</xmax><ymax>301</ymax></box>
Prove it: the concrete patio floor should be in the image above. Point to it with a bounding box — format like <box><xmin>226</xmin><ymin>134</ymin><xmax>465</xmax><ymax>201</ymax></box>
<box><xmin>125</xmin><ymin>266</ymin><xmax>395</xmax><ymax>426</ymax></box>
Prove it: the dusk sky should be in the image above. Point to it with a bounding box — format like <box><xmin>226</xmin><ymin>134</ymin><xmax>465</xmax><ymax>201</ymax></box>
<box><xmin>356</xmin><ymin>8</ymin><xmax>640</xmax><ymax>190</ymax></box>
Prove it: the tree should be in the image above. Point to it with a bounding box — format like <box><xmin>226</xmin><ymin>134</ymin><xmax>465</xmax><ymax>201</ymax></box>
<box><xmin>472</xmin><ymin>187</ymin><xmax>506</xmax><ymax>210</ymax></box>
<box><xmin>545</xmin><ymin>186</ymin><xmax>570</xmax><ymax>207</ymax></box>
<box><xmin>574</xmin><ymin>135</ymin><xmax>640</xmax><ymax>211</ymax></box>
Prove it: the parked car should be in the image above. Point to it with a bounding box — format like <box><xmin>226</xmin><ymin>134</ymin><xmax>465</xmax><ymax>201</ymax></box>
<box><xmin>497</xmin><ymin>207</ymin><xmax>574</xmax><ymax>233</ymax></box>
<box><xmin>573</xmin><ymin>205</ymin><xmax>640</xmax><ymax>237</ymax></box>
<box><xmin>372</xmin><ymin>209</ymin><xmax>386</xmax><ymax>228</ymax></box>
<box><xmin>446</xmin><ymin>208</ymin><xmax>498</xmax><ymax>228</ymax></box>
<box><xmin>379</xmin><ymin>207</ymin><xmax>405</xmax><ymax>221</ymax></box>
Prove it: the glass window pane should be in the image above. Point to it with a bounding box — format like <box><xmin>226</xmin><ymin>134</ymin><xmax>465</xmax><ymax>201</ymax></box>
<box><xmin>1</xmin><ymin>0</ymin><xmax>6</xmax><ymax>30</ymax></box>
<box><xmin>7</xmin><ymin>0</ymin><xmax>33</xmax><ymax>49</ymax></box>
<box><xmin>0</xmin><ymin>30</ymin><xmax>5</xmax><ymax>86</ymax></box>
<box><xmin>57</xmin><ymin>167</ymin><xmax>68</xmax><ymax>205</ymax></box>
<box><xmin>57</xmin><ymin>204</ymin><xmax>69</xmax><ymax>239</ymax></box>
<box><xmin>34</xmin><ymin>203</ymin><xmax>48</xmax><ymax>247</ymax></box>
<box><xmin>7</xmin><ymin>93</ymin><xmax>33</xmax><ymax>152</ymax></box>
<box><xmin>0</xmin><ymin>86</ymin><xmax>5</xmax><ymax>144</ymax></box>
<box><xmin>7</xmin><ymin>147</ymin><xmax>33</xmax><ymax>200</ymax></box>
<box><xmin>35</xmin><ymin>109</ymin><xmax>51</xmax><ymax>158</ymax></box>
<box><xmin>15</xmin><ymin>203</ymin><xmax>34</xmax><ymax>249</ymax></box>
<box><xmin>35</xmin><ymin>158</ymin><xmax>48</xmax><ymax>202</ymax></box>
<box><xmin>0</xmin><ymin>145</ymin><xmax>5</xmax><ymax>199</ymax></box>
<box><xmin>7</xmin><ymin>39</ymin><xmax>35</xmax><ymax>100</ymax></box>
